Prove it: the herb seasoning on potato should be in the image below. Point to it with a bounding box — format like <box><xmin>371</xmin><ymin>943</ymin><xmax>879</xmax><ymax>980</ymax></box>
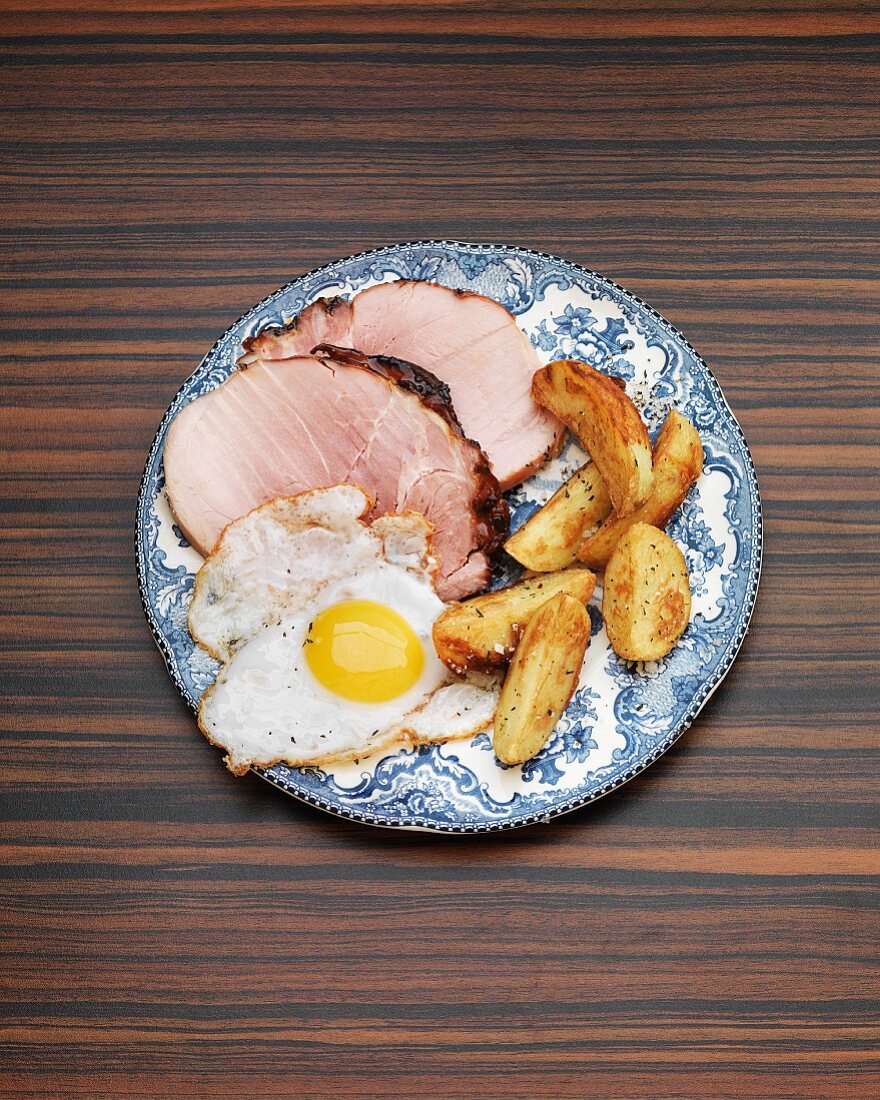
<box><xmin>602</xmin><ymin>523</ymin><xmax>691</xmax><ymax>662</ymax></box>
<box><xmin>504</xmin><ymin>461</ymin><xmax>612</xmax><ymax>571</ymax></box>
<box><xmin>432</xmin><ymin>566</ymin><xmax>596</xmax><ymax>674</ymax></box>
<box><xmin>532</xmin><ymin>359</ymin><xmax>653</xmax><ymax>517</ymax></box>
<box><xmin>493</xmin><ymin>592</ymin><xmax>591</xmax><ymax>766</ymax></box>
<box><xmin>579</xmin><ymin>410</ymin><xmax>703</xmax><ymax>570</ymax></box>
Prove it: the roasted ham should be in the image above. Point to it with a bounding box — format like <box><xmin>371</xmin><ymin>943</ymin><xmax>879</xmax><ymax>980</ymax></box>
<box><xmin>238</xmin><ymin>280</ymin><xmax>563</xmax><ymax>489</ymax></box>
<box><xmin>163</xmin><ymin>346</ymin><xmax>508</xmax><ymax>600</ymax></box>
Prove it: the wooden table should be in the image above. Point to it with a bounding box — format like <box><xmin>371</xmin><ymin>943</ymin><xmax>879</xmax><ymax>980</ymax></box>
<box><xmin>2</xmin><ymin>3</ymin><xmax>878</xmax><ymax>1096</ymax></box>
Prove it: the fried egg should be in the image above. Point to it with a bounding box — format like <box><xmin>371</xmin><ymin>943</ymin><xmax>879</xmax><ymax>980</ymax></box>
<box><xmin>189</xmin><ymin>485</ymin><xmax>498</xmax><ymax>774</ymax></box>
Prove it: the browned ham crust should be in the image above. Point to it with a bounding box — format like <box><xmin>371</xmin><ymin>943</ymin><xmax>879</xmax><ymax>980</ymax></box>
<box><xmin>164</xmin><ymin>346</ymin><xmax>509</xmax><ymax>600</ymax></box>
<box><xmin>239</xmin><ymin>280</ymin><xmax>563</xmax><ymax>489</ymax></box>
<box><xmin>313</xmin><ymin>344</ymin><xmax>509</xmax><ymax>561</ymax></box>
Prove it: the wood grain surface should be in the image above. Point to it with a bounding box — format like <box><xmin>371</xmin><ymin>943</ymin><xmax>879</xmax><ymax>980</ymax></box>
<box><xmin>1</xmin><ymin>2</ymin><xmax>878</xmax><ymax>1097</ymax></box>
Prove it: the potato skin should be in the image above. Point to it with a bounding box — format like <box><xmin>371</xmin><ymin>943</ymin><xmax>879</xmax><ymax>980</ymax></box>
<box><xmin>432</xmin><ymin>567</ymin><xmax>596</xmax><ymax>673</ymax></box>
<box><xmin>602</xmin><ymin>523</ymin><xmax>691</xmax><ymax>662</ymax></box>
<box><xmin>504</xmin><ymin>462</ymin><xmax>612</xmax><ymax>571</ymax></box>
<box><xmin>493</xmin><ymin>592</ymin><xmax>591</xmax><ymax>766</ymax></box>
<box><xmin>578</xmin><ymin>410</ymin><xmax>703</xmax><ymax>570</ymax></box>
<box><xmin>532</xmin><ymin>360</ymin><xmax>652</xmax><ymax>517</ymax></box>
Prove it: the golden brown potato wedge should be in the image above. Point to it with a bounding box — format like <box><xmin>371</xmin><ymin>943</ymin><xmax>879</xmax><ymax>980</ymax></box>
<box><xmin>602</xmin><ymin>522</ymin><xmax>691</xmax><ymax>662</ymax></box>
<box><xmin>432</xmin><ymin>567</ymin><xmax>596</xmax><ymax>674</ymax></box>
<box><xmin>493</xmin><ymin>592</ymin><xmax>591</xmax><ymax>765</ymax></box>
<box><xmin>504</xmin><ymin>462</ymin><xmax>612</xmax><ymax>571</ymax></box>
<box><xmin>532</xmin><ymin>360</ymin><xmax>652</xmax><ymax>517</ymax></box>
<box><xmin>578</xmin><ymin>409</ymin><xmax>704</xmax><ymax>570</ymax></box>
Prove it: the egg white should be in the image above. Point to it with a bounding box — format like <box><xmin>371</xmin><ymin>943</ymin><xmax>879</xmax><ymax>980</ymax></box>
<box><xmin>191</xmin><ymin>485</ymin><xmax>500</xmax><ymax>774</ymax></box>
<box><xmin>189</xmin><ymin>484</ymin><xmax>437</xmax><ymax>663</ymax></box>
<box><xmin>201</xmin><ymin>565</ymin><xmax>455</xmax><ymax>766</ymax></box>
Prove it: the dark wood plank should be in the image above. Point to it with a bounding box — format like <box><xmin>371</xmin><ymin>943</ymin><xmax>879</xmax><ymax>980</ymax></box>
<box><xmin>1</xmin><ymin>2</ymin><xmax>878</xmax><ymax>1097</ymax></box>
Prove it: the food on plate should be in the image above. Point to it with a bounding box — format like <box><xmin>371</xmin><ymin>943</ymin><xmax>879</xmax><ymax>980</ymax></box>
<box><xmin>432</xmin><ymin>566</ymin><xmax>596</xmax><ymax>674</ymax></box>
<box><xmin>504</xmin><ymin>461</ymin><xmax>612</xmax><ymax>571</ymax></box>
<box><xmin>532</xmin><ymin>359</ymin><xmax>653</xmax><ymax>517</ymax></box>
<box><xmin>601</xmin><ymin>522</ymin><xmax>691</xmax><ymax>662</ymax></box>
<box><xmin>237</xmin><ymin>279</ymin><xmax>565</xmax><ymax>489</ymax></box>
<box><xmin>493</xmin><ymin>592</ymin><xmax>591</xmax><ymax>765</ymax></box>
<box><xmin>164</xmin><ymin>344</ymin><xmax>508</xmax><ymax>601</ymax></box>
<box><xmin>189</xmin><ymin>482</ymin><xmax>429</xmax><ymax>661</ymax></box>
<box><xmin>578</xmin><ymin>410</ymin><xmax>703</xmax><ymax>569</ymax></box>
<box><xmin>191</xmin><ymin>485</ymin><xmax>499</xmax><ymax>774</ymax></box>
<box><xmin>159</xmin><ymin>265</ymin><xmax>717</xmax><ymax>784</ymax></box>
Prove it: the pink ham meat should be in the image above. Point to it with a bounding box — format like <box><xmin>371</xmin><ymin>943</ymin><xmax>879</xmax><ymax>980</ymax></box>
<box><xmin>163</xmin><ymin>346</ymin><xmax>508</xmax><ymax>600</ymax></box>
<box><xmin>238</xmin><ymin>280</ymin><xmax>564</xmax><ymax>489</ymax></box>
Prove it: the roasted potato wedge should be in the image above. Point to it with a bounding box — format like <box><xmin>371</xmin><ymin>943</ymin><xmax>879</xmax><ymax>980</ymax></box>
<box><xmin>578</xmin><ymin>409</ymin><xmax>703</xmax><ymax>570</ymax></box>
<box><xmin>432</xmin><ymin>567</ymin><xmax>596</xmax><ymax>673</ymax></box>
<box><xmin>532</xmin><ymin>360</ymin><xmax>652</xmax><ymax>517</ymax></box>
<box><xmin>504</xmin><ymin>462</ymin><xmax>612</xmax><ymax>571</ymax></box>
<box><xmin>493</xmin><ymin>592</ymin><xmax>591</xmax><ymax>765</ymax></box>
<box><xmin>602</xmin><ymin>523</ymin><xmax>691</xmax><ymax>662</ymax></box>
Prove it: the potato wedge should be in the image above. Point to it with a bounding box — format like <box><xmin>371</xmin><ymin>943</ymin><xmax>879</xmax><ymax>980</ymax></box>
<box><xmin>602</xmin><ymin>523</ymin><xmax>691</xmax><ymax>662</ymax></box>
<box><xmin>432</xmin><ymin>567</ymin><xmax>596</xmax><ymax>673</ymax></box>
<box><xmin>532</xmin><ymin>360</ymin><xmax>652</xmax><ymax>516</ymax></box>
<box><xmin>504</xmin><ymin>462</ymin><xmax>612</xmax><ymax>571</ymax></box>
<box><xmin>578</xmin><ymin>410</ymin><xmax>704</xmax><ymax>570</ymax></box>
<box><xmin>493</xmin><ymin>592</ymin><xmax>591</xmax><ymax>765</ymax></box>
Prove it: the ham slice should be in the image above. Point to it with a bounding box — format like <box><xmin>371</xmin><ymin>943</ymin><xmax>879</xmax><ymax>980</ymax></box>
<box><xmin>238</xmin><ymin>280</ymin><xmax>564</xmax><ymax>489</ymax></box>
<box><xmin>163</xmin><ymin>346</ymin><xmax>508</xmax><ymax>600</ymax></box>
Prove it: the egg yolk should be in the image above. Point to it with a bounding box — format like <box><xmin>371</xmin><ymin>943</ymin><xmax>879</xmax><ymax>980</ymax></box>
<box><xmin>304</xmin><ymin>599</ymin><xmax>425</xmax><ymax>703</ymax></box>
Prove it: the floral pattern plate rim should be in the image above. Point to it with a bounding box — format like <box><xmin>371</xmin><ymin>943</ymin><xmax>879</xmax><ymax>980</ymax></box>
<box><xmin>137</xmin><ymin>240</ymin><xmax>762</xmax><ymax>833</ymax></box>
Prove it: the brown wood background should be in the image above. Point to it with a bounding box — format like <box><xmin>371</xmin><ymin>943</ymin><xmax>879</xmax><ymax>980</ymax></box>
<box><xmin>1</xmin><ymin>2</ymin><xmax>878</xmax><ymax>1097</ymax></box>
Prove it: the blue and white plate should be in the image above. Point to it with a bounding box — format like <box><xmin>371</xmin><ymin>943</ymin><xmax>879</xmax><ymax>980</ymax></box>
<box><xmin>137</xmin><ymin>241</ymin><xmax>762</xmax><ymax>833</ymax></box>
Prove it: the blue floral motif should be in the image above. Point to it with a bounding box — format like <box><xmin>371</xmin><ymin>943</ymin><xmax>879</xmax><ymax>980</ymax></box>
<box><xmin>555</xmin><ymin>687</ymin><xmax>600</xmax><ymax>765</ymax></box>
<box><xmin>517</xmin><ymin>752</ymin><xmax>562</xmax><ymax>785</ymax></box>
<box><xmin>553</xmin><ymin>303</ymin><xmax>598</xmax><ymax>342</ymax></box>
<box><xmin>545</xmin><ymin>305</ymin><xmax>638</xmax><ymax>380</ymax></box>
<box><xmin>408</xmin><ymin>254</ymin><xmax>444</xmax><ymax>282</ymax></box>
<box><xmin>472</xmin><ymin>685</ymin><xmax>599</xmax><ymax>785</ymax></box>
<box><xmin>500</xmin><ymin>258</ymin><xmax>534</xmax><ymax>312</ymax></box>
<box><xmin>668</xmin><ymin>495</ymin><xmax>724</xmax><ymax>597</ymax></box>
<box><xmin>137</xmin><ymin>240</ymin><xmax>762</xmax><ymax>832</ymax></box>
<box><xmin>456</xmin><ymin>251</ymin><xmax>493</xmax><ymax>279</ymax></box>
<box><xmin>517</xmin><ymin>689</ymin><xmax>600</xmax><ymax>783</ymax></box>
<box><xmin>530</xmin><ymin>320</ymin><xmax>558</xmax><ymax>353</ymax></box>
<box><xmin>564</xmin><ymin>731</ymin><xmax>600</xmax><ymax>765</ymax></box>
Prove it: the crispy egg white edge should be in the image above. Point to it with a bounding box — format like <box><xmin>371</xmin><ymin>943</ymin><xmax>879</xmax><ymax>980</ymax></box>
<box><xmin>199</xmin><ymin>565</ymin><xmax>451</xmax><ymax>767</ymax></box>
<box><xmin>200</xmin><ymin>680</ymin><xmax>498</xmax><ymax>776</ymax></box>
<box><xmin>189</xmin><ymin>484</ymin><xmax>437</xmax><ymax>661</ymax></box>
<box><xmin>189</xmin><ymin>484</ymin><xmax>499</xmax><ymax>774</ymax></box>
<box><xmin>198</xmin><ymin>596</ymin><xmax>501</xmax><ymax>774</ymax></box>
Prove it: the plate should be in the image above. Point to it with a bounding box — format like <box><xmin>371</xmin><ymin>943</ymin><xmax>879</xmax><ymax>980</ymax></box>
<box><xmin>137</xmin><ymin>241</ymin><xmax>762</xmax><ymax>833</ymax></box>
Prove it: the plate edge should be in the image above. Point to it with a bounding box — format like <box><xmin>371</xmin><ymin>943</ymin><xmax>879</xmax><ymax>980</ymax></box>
<box><xmin>135</xmin><ymin>239</ymin><xmax>764</xmax><ymax>833</ymax></box>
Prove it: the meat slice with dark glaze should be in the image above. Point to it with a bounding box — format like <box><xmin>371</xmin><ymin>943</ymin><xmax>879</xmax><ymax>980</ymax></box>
<box><xmin>238</xmin><ymin>280</ymin><xmax>563</xmax><ymax>489</ymax></box>
<box><xmin>163</xmin><ymin>346</ymin><xmax>508</xmax><ymax>600</ymax></box>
